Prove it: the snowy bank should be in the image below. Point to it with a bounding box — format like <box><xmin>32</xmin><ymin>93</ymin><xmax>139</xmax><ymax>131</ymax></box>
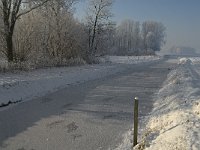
<box><xmin>143</xmin><ymin>58</ymin><xmax>200</xmax><ymax>150</ymax></box>
<box><xmin>115</xmin><ymin>57</ymin><xmax>200</xmax><ymax>150</ymax></box>
<box><xmin>0</xmin><ymin>56</ymin><xmax>160</xmax><ymax>109</ymax></box>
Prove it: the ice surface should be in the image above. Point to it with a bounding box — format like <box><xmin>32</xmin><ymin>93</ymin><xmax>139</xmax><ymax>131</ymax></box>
<box><xmin>0</xmin><ymin>56</ymin><xmax>159</xmax><ymax>108</ymax></box>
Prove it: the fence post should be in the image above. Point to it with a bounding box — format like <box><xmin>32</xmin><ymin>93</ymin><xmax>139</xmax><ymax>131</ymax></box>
<box><xmin>133</xmin><ymin>97</ymin><xmax>139</xmax><ymax>148</ymax></box>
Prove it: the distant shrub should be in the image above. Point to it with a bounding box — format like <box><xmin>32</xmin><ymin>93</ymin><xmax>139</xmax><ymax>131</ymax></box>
<box><xmin>0</xmin><ymin>57</ymin><xmax>86</xmax><ymax>73</ymax></box>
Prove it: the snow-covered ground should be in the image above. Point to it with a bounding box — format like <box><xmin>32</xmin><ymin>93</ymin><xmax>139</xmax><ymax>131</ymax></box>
<box><xmin>166</xmin><ymin>56</ymin><xmax>200</xmax><ymax>65</ymax></box>
<box><xmin>101</xmin><ymin>56</ymin><xmax>161</xmax><ymax>64</ymax></box>
<box><xmin>0</xmin><ymin>56</ymin><xmax>160</xmax><ymax>109</ymax></box>
<box><xmin>115</xmin><ymin>57</ymin><xmax>200</xmax><ymax>150</ymax></box>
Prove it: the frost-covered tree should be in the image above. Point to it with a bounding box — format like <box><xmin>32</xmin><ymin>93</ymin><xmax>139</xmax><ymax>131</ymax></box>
<box><xmin>85</xmin><ymin>0</ymin><xmax>114</xmax><ymax>62</ymax></box>
<box><xmin>115</xmin><ymin>20</ymin><xmax>141</xmax><ymax>55</ymax></box>
<box><xmin>95</xmin><ymin>21</ymin><xmax>116</xmax><ymax>55</ymax></box>
<box><xmin>0</xmin><ymin>6</ymin><xmax>5</xmax><ymax>57</ymax></box>
<box><xmin>0</xmin><ymin>0</ymin><xmax>49</xmax><ymax>62</ymax></box>
<box><xmin>39</xmin><ymin>0</ymin><xmax>79</xmax><ymax>60</ymax></box>
<box><xmin>12</xmin><ymin>0</ymin><xmax>85</xmax><ymax>65</ymax></box>
<box><xmin>142</xmin><ymin>21</ymin><xmax>166</xmax><ymax>54</ymax></box>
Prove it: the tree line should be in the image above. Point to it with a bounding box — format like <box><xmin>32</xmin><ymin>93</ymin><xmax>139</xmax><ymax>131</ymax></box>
<box><xmin>0</xmin><ymin>0</ymin><xmax>166</xmax><ymax>66</ymax></box>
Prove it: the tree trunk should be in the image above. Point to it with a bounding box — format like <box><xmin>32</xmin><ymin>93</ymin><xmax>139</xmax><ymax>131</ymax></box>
<box><xmin>6</xmin><ymin>33</ymin><xmax>14</xmax><ymax>62</ymax></box>
<box><xmin>90</xmin><ymin>14</ymin><xmax>98</xmax><ymax>56</ymax></box>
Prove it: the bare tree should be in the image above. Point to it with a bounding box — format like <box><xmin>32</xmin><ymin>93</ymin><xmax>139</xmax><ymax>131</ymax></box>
<box><xmin>142</xmin><ymin>21</ymin><xmax>166</xmax><ymax>54</ymax></box>
<box><xmin>0</xmin><ymin>0</ymin><xmax>49</xmax><ymax>62</ymax></box>
<box><xmin>113</xmin><ymin>20</ymin><xmax>166</xmax><ymax>56</ymax></box>
<box><xmin>11</xmin><ymin>0</ymin><xmax>85</xmax><ymax>66</ymax></box>
<box><xmin>115</xmin><ymin>20</ymin><xmax>141</xmax><ymax>55</ymax></box>
<box><xmin>40</xmin><ymin>0</ymin><xmax>81</xmax><ymax>62</ymax></box>
<box><xmin>85</xmin><ymin>0</ymin><xmax>113</xmax><ymax>62</ymax></box>
<box><xmin>94</xmin><ymin>21</ymin><xmax>116</xmax><ymax>56</ymax></box>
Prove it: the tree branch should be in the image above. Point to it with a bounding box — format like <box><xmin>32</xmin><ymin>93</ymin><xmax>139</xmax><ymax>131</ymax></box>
<box><xmin>0</xmin><ymin>4</ymin><xmax>3</xmax><ymax>11</ymax></box>
<box><xmin>16</xmin><ymin>0</ymin><xmax>49</xmax><ymax>19</ymax></box>
<box><xmin>7</xmin><ymin>0</ymin><xmax>12</xmax><ymax>18</ymax></box>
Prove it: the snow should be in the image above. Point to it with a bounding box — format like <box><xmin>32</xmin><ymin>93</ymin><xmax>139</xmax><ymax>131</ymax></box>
<box><xmin>115</xmin><ymin>57</ymin><xmax>200</xmax><ymax>150</ymax></box>
<box><xmin>0</xmin><ymin>64</ymin><xmax>122</xmax><ymax>107</ymax></box>
<box><xmin>168</xmin><ymin>57</ymin><xmax>200</xmax><ymax>65</ymax></box>
<box><xmin>0</xmin><ymin>56</ymin><xmax>160</xmax><ymax>109</ymax></box>
<box><xmin>100</xmin><ymin>56</ymin><xmax>161</xmax><ymax>64</ymax></box>
<box><xmin>144</xmin><ymin>58</ymin><xmax>200</xmax><ymax>150</ymax></box>
<box><xmin>186</xmin><ymin>57</ymin><xmax>200</xmax><ymax>64</ymax></box>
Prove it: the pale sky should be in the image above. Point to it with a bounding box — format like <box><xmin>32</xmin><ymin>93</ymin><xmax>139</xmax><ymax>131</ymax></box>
<box><xmin>75</xmin><ymin>0</ymin><xmax>200</xmax><ymax>52</ymax></box>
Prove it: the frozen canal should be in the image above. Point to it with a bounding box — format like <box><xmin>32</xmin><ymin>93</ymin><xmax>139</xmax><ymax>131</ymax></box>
<box><xmin>0</xmin><ymin>59</ymin><xmax>175</xmax><ymax>150</ymax></box>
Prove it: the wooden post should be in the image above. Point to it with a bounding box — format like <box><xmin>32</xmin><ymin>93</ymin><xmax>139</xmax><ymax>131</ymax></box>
<box><xmin>133</xmin><ymin>97</ymin><xmax>139</xmax><ymax>147</ymax></box>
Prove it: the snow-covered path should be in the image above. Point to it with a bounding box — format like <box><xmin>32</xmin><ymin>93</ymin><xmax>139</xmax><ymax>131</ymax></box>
<box><xmin>0</xmin><ymin>58</ymin><xmax>170</xmax><ymax>150</ymax></box>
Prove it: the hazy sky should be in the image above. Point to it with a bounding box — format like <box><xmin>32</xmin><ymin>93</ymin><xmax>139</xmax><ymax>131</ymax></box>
<box><xmin>75</xmin><ymin>0</ymin><xmax>200</xmax><ymax>52</ymax></box>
